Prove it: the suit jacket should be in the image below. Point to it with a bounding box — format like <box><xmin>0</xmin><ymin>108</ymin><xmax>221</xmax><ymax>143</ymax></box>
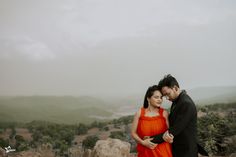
<box><xmin>151</xmin><ymin>90</ymin><xmax>199</xmax><ymax>157</ymax></box>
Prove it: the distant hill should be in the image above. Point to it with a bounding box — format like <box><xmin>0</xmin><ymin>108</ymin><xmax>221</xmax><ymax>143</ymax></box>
<box><xmin>0</xmin><ymin>86</ymin><xmax>235</xmax><ymax>124</ymax></box>
<box><xmin>188</xmin><ymin>86</ymin><xmax>236</xmax><ymax>105</ymax></box>
<box><xmin>104</xmin><ymin>86</ymin><xmax>236</xmax><ymax>117</ymax></box>
<box><xmin>0</xmin><ymin>96</ymin><xmax>113</xmax><ymax>124</ymax></box>
<box><xmin>108</xmin><ymin>86</ymin><xmax>236</xmax><ymax>116</ymax></box>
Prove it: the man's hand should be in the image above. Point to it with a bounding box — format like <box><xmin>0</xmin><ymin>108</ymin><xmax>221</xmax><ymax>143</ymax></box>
<box><xmin>141</xmin><ymin>138</ymin><xmax>158</xmax><ymax>149</ymax></box>
<box><xmin>163</xmin><ymin>131</ymin><xmax>174</xmax><ymax>143</ymax></box>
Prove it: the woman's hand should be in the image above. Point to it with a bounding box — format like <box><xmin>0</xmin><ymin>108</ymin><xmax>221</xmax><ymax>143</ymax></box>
<box><xmin>141</xmin><ymin>138</ymin><xmax>158</xmax><ymax>149</ymax></box>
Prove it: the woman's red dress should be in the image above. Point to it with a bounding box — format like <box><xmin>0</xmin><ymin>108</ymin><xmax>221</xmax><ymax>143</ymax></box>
<box><xmin>137</xmin><ymin>107</ymin><xmax>172</xmax><ymax>157</ymax></box>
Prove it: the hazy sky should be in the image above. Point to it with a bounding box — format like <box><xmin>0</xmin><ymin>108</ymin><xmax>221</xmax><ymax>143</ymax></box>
<box><xmin>0</xmin><ymin>0</ymin><xmax>235</xmax><ymax>97</ymax></box>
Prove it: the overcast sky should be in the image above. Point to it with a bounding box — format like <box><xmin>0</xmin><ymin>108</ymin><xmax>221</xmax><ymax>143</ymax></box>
<box><xmin>0</xmin><ymin>0</ymin><xmax>235</xmax><ymax>97</ymax></box>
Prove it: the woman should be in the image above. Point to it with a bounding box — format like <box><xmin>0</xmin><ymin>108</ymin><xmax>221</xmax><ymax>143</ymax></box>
<box><xmin>131</xmin><ymin>85</ymin><xmax>172</xmax><ymax>157</ymax></box>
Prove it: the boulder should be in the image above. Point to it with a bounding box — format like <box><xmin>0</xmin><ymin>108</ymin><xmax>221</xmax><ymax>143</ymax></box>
<box><xmin>83</xmin><ymin>149</ymin><xmax>92</xmax><ymax>157</ymax></box>
<box><xmin>68</xmin><ymin>146</ymin><xmax>83</xmax><ymax>157</ymax></box>
<box><xmin>0</xmin><ymin>147</ymin><xmax>6</xmax><ymax>157</ymax></box>
<box><xmin>92</xmin><ymin>138</ymin><xmax>130</xmax><ymax>157</ymax></box>
<box><xmin>229</xmin><ymin>153</ymin><xmax>236</xmax><ymax>157</ymax></box>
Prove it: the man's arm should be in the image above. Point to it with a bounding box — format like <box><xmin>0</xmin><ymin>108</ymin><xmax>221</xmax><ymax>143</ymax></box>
<box><xmin>150</xmin><ymin>132</ymin><xmax>165</xmax><ymax>144</ymax></box>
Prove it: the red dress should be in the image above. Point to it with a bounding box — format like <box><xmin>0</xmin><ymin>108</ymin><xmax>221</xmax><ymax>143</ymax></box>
<box><xmin>137</xmin><ymin>108</ymin><xmax>172</xmax><ymax>157</ymax></box>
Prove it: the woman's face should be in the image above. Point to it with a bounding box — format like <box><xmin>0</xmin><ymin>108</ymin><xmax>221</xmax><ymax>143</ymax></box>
<box><xmin>147</xmin><ymin>90</ymin><xmax>163</xmax><ymax>108</ymax></box>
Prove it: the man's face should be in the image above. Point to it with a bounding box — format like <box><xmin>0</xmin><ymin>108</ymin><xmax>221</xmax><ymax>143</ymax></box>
<box><xmin>161</xmin><ymin>86</ymin><xmax>178</xmax><ymax>102</ymax></box>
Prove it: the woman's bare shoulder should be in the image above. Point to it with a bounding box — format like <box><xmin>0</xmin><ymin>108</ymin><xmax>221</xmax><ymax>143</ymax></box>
<box><xmin>162</xmin><ymin>109</ymin><xmax>169</xmax><ymax>118</ymax></box>
<box><xmin>134</xmin><ymin>108</ymin><xmax>142</xmax><ymax>118</ymax></box>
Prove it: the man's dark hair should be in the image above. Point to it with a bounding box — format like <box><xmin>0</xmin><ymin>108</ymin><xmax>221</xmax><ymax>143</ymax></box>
<box><xmin>158</xmin><ymin>74</ymin><xmax>179</xmax><ymax>89</ymax></box>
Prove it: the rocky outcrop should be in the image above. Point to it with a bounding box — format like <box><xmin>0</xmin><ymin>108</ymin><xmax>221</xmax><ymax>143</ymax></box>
<box><xmin>229</xmin><ymin>153</ymin><xmax>236</xmax><ymax>157</ymax></box>
<box><xmin>92</xmin><ymin>138</ymin><xmax>131</xmax><ymax>157</ymax></box>
<box><xmin>0</xmin><ymin>147</ymin><xmax>6</xmax><ymax>157</ymax></box>
<box><xmin>8</xmin><ymin>151</ymin><xmax>41</xmax><ymax>157</ymax></box>
<box><xmin>37</xmin><ymin>143</ymin><xmax>55</xmax><ymax>157</ymax></box>
<box><xmin>83</xmin><ymin>149</ymin><xmax>92</xmax><ymax>157</ymax></box>
<box><xmin>68</xmin><ymin>138</ymin><xmax>131</xmax><ymax>157</ymax></box>
<box><xmin>68</xmin><ymin>146</ymin><xmax>83</xmax><ymax>157</ymax></box>
<box><xmin>6</xmin><ymin>143</ymin><xmax>55</xmax><ymax>157</ymax></box>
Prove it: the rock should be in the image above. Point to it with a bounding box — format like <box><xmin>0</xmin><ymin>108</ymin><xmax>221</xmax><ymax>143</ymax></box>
<box><xmin>129</xmin><ymin>153</ymin><xmax>137</xmax><ymax>157</ymax></box>
<box><xmin>92</xmin><ymin>138</ymin><xmax>131</xmax><ymax>157</ymax></box>
<box><xmin>68</xmin><ymin>146</ymin><xmax>83</xmax><ymax>157</ymax></box>
<box><xmin>9</xmin><ymin>151</ymin><xmax>41</xmax><ymax>157</ymax></box>
<box><xmin>37</xmin><ymin>143</ymin><xmax>55</xmax><ymax>157</ymax></box>
<box><xmin>0</xmin><ymin>147</ymin><xmax>6</xmax><ymax>157</ymax></box>
<box><xmin>83</xmin><ymin>149</ymin><xmax>92</xmax><ymax>157</ymax></box>
<box><xmin>229</xmin><ymin>153</ymin><xmax>236</xmax><ymax>157</ymax></box>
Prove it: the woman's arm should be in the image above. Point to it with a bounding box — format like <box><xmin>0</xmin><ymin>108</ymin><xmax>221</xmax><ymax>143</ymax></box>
<box><xmin>131</xmin><ymin>109</ymin><xmax>144</xmax><ymax>144</ymax></box>
<box><xmin>163</xmin><ymin>110</ymin><xmax>170</xmax><ymax>128</ymax></box>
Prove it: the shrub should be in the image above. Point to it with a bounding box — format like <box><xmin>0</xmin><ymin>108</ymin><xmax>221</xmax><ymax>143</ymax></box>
<box><xmin>82</xmin><ymin>135</ymin><xmax>99</xmax><ymax>149</ymax></box>
<box><xmin>109</xmin><ymin>131</ymin><xmax>126</xmax><ymax>141</ymax></box>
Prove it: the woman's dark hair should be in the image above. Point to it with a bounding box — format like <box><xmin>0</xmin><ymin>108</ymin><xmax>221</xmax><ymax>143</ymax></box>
<box><xmin>158</xmin><ymin>74</ymin><xmax>179</xmax><ymax>89</ymax></box>
<box><xmin>143</xmin><ymin>85</ymin><xmax>161</xmax><ymax>108</ymax></box>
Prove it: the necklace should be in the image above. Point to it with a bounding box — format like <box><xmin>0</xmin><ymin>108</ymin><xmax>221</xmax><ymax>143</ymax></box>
<box><xmin>146</xmin><ymin>107</ymin><xmax>159</xmax><ymax>117</ymax></box>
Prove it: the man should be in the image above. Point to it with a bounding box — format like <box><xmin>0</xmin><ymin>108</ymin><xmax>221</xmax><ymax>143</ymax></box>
<box><xmin>150</xmin><ymin>74</ymin><xmax>208</xmax><ymax>157</ymax></box>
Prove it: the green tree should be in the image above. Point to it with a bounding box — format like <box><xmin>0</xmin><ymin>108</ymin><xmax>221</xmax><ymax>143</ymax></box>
<box><xmin>77</xmin><ymin>123</ymin><xmax>88</xmax><ymax>135</ymax></box>
<box><xmin>109</xmin><ymin>131</ymin><xmax>126</xmax><ymax>141</ymax></box>
<box><xmin>198</xmin><ymin>112</ymin><xmax>232</xmax><ymax>155</ymax></box>
<box><xmin>15</xmin><ymin>135</ymin><xmax>28</xmax><ymax>151</ymax></box>
<box><xmin>0</xmin><ymin>138</ymin><xmax>9</xmax><ymax>147</ymax></box>
<box><xmin>9</xmin><ymin>126</ymin><xmax>16</xmax><ymax>139</ymax></box>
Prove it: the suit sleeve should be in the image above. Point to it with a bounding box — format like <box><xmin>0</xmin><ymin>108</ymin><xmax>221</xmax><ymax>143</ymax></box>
<box><xmin>150</xmin><ymin>132</ymin><xmax>165</xmax><ymax>144</ymax></box>
<box><xmin>168</xmin><ymin>101</ymin><xmax>196</xmax><ymax>136</ymax></box>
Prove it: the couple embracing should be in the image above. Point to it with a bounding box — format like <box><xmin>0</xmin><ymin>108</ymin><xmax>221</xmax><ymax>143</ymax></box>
<box><xmin>131</xmin><ymin>74</ymin><xmax>208</xmax><ymax>157</ymax></box>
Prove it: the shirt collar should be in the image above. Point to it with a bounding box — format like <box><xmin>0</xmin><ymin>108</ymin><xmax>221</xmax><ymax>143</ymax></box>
<box><xmin>173</xmin><ymin>90</ymin><xmax>186</xmax><ymax>103</ymax></box>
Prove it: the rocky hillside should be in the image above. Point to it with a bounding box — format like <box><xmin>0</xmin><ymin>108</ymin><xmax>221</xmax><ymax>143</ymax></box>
<box><xmin>0</xmin><ymin>102</ymin><xmax>235</xmax><ymax>157</ymax></box>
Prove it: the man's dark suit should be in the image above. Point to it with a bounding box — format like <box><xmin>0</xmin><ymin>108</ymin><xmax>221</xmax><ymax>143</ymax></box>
<box><xmin>151</xmin><ymin>90</ymin><xmax>198</xmax><ymax>157</ymax></box>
